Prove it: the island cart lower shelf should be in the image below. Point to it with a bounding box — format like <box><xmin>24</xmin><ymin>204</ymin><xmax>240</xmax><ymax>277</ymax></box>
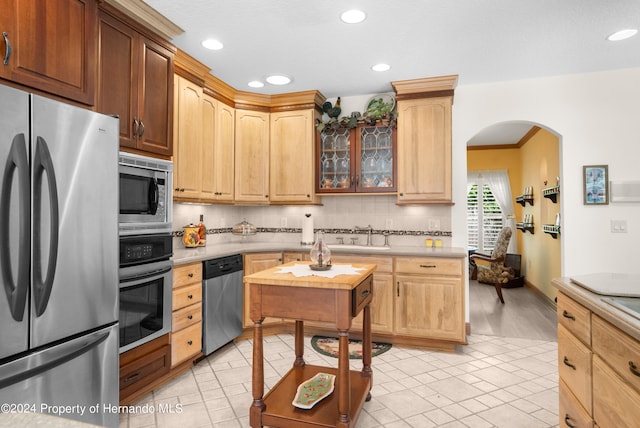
<box><xmin>261</xmin><ymin>364</ymin><xmax>371</xmax><ymax>428</ymax></box>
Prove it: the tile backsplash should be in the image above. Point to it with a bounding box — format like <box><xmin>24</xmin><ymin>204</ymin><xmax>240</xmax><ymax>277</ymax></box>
<box><xmin>173</xmin><ymin>195</ymin><xmax>452</xmax><ymax>247</ymax></box>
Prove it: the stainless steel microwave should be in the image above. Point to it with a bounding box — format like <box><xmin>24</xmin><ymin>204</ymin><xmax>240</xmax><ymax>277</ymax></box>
<box><xmin>119</xmin><ymin>152</ymin><xmax>172</xmax><ymax>235</ymax></box>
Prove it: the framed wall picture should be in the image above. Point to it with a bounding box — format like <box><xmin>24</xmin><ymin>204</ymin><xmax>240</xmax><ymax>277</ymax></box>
<box><xmin>583</xmin><ymin>165</ymin><xmax>608</xmax><ymax>205</ymax></box>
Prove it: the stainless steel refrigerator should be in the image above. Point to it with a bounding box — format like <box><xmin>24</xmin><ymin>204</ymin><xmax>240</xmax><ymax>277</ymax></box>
<box><xmin>0</xmin><ymin>84</ymin><xmax>119</xmax><ymax>427</ymax></box>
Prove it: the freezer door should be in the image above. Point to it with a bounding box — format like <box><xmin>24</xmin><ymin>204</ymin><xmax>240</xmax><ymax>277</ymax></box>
<box><xmin>0</xmin><ymin>85</ymin><xmax>30</xmax><ymax>359</ymax></box>
<box><xmin>0</xmin><ymin>323</ymin><xmax>119</xmax><ymax>428</ymax></box>
<box><xmin>30</xmin><ymin>95</ymin><xmax>119</xmax><ymax>348</ymax></box>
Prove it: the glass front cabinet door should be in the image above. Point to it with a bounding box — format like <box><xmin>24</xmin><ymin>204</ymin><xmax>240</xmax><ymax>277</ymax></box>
<box><xmin>317</xmin><ymin>124</ymin><xmax>396</xmax><ymax>193</ymax></box>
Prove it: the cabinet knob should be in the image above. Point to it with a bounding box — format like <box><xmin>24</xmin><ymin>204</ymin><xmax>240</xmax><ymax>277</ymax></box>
<box><xmin>187</xmin><ymin>294</ymin><xmax>193</xmax><ymax>299</ymax></box>
<box><xmin>187</xmin><ymin>340</ymin><xmax>193</xmax><ymax>346</ymax></box>
<box><xmin>629</xmin><ymin>361</ymin><xmax>640</xmax><ymax>377</ymax></box>
<box><xmin>187</xmin><ymin>315</ymin><xmax>193</xmax><ymax>320</ymax></box>
<box><xmin>188</xmin><ymin>273</ymin><xmax>194</xmax><ymax>277</ymax></box>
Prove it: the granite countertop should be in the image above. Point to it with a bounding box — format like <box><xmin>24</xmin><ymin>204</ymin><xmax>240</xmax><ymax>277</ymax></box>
<box><xmin>553</xmin><ymin>276</ymin><xmax>640</xmax><ymax>342</ymax></box>
<box><xmin>172</xmin><ymin>241</ymin><xmax>467</xmax><ymax>266</ymax></box>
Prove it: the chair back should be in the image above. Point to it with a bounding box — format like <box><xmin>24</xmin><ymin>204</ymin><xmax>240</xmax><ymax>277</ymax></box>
<box><xmin>491</xmin><ymin>227</ymin><xmax>512</xmax><ymax>262</ymax></box>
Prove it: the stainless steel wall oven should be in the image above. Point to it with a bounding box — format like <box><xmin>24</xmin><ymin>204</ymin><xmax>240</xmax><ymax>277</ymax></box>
<box><xmin>118</xmin><ymin>233</ymin><xmax>173</xmax><ymax>354</ymax></box>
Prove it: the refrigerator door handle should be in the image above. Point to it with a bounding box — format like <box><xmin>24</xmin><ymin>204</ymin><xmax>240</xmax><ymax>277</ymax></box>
<box><xmin>0</xmin><ymin>134</ymin><xmax>30</xmax><ymax>321</ymax></box>
<box><xmin>32</xmin><ymin>136</ymin><xmax>59</xmax><ymax>317</ymax></box>
<box><xmin>0</xmin><ymin>326</ymin><xmax>111</xmax><ymax>389</ymax></box>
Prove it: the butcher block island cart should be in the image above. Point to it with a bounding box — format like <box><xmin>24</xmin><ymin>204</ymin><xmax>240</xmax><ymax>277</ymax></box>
<box><xmin>245</xmin><ymin>261</ymin><xmax>377</xmax><ymax>428</ymax></box>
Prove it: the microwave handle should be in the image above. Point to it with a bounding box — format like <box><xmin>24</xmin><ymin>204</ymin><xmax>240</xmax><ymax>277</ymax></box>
<box><xmin>148</xmin><ymin>178</ymin><xmax>159</xmax><ymax>215</ymax></box>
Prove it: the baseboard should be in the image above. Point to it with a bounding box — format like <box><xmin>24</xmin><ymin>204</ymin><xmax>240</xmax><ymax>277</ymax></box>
<box><xmin>524</xmin><ymin>279</ymin><xmax>558</xmax><ymax>311</ymax></box>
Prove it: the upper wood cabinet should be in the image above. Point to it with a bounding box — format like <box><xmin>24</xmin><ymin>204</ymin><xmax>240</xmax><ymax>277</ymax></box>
<box><xmin>0</xmin><ymin>0</ymin><xmax>97</xmax><ymax>104</ymax></box>
<box><xmin>173</xmin><ymin>73</ymin><xmax>235</xmax><ymax>203</ymax></box>
<box><xmin>173</xmin><ymin>75</ymin><xmax>203</xmax><ymax>200</ymax></box>
<box><xmin>97</xmin><ymin>7</ymin><xmax>174</xmax><ymax>157</ymax></box>
<box><xmin>392</xmin><ymin>76</ymin><xmax>457</xmax><ymax>204</ymax></box>
<box><xmin>317</xmin><ymin>123</ymin><xmax>397</xmax><ymax>194</ymax></box>
<box><xmin>270</xmin><ymin>109</ymin><xmax>318</xmax><ymax>204</ymax></box>
<box><xmin>213</xmin><ymin>101</ymin><xmax>235</xmax><ymax>202</ymax></box>
<box><xmin>234</xmin><ymin>109</ymin><xmax>270</xmax><ymax>204</ymax></box>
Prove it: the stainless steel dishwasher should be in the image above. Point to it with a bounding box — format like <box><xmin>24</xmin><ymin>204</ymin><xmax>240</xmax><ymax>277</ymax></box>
<box><xmin>202</xmin><ymin>254</ymin><xmax>244</xmax><ymax>355</ymax></box>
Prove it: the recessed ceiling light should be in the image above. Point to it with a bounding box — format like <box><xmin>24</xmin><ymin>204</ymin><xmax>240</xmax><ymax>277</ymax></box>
<box><xmin>340</xmin><ymin>10</ymin><xmax>366</xmax><ymax>24</ymax></box>
<box><xmin>248</xmin><ymin>81</ymin><xmax>264</xmax><ymax>88</ymax></box>
<box><xmin>201</xmin><ymin>39</ymin><xmax>223</xmax><ymax>50</ymax></box>
<box><xmin>607</xmin><ymin>28</ymin><xmax>638</xmax><ymax>41</ymax></box>
<box><xmin>371</xmin><ymin>63</ymin><xmax>391</xmax><ymax>72</ymax></box>
<box><xmin>265</xmin><ymin>75</ymin><xmax>291</xmax><ymax>85</ymax></box>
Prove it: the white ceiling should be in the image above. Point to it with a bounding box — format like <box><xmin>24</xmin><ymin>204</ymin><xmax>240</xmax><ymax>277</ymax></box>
<box><xmin>143</xmin><ymin>0</ymin><xmax>640</xmax><ymax>145</ymax></box>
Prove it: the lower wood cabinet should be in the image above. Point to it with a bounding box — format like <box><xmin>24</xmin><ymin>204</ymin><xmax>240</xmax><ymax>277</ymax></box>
<box><xmin>331</xmin><ymin>254</ymin><xmax>394</xmax><ymax>334</ymax></box>
<box><xmin>394</xmin><ymin>257</ymin><xmax>465</xmax><ymax>343</ymax></box>
<box><xmin>556</xmin><ymin>291</ymin><xmax>640</xmax><ymax>428</ymax></box>
<box><xmin>243</xmin><ymin>252</ymin><xmax>466</xmax><ymax>349</ymax></box>
<box><xmin>242</xmin><ymin>252</ymin><xmax>283</xmax><ymax>328</ymax></box>
<box><xmin>119</xmin><ymin>334</ymin><xmax>171</xmax><ymax>405</ymax></box>
<box><xmin>171</xmin><ymin>262</ymin><xmax>202</xmax><ymax>367</ymax></box>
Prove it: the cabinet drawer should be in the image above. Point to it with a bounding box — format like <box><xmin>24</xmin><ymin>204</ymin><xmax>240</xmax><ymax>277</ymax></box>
<box><xmin>173</xmin><ymin>262</ymin><xmax>202</xmax><ymax>288</ymax></box>
<box><xmin>593</xmin><ymin>354</ymin><xmax>640</xmax><ymax>428</ymax></box>
<box><xmin>592</xmin><ymin>315</ymin><xmax>640</xmax><ymax>394</ymax></box>
<box><xmin>171</xmin><ymin>323</ymin><xmax>202</xmax><ymax>366</ymax></box>
<box><xmin>332</xmin><ymin>255</ymin><xmax>393</xmax><ymax>273</ymax></box>
<box><xmin>352</xmin><ymin>275</ymin><xmax>373</xmax><ymax>316</ymax></box>
<box><xmin>119</xmin><ymin>344</ymin><xmax>170</xmax><ymax>399</ymax></box>
<box><xmin>557</xmin><ymin>292</ymin><xmax>591</xmax><ymax>346</ymax></box>
<box><xmin>558</xmin><ymin>324</ymin><xmax>592</xmax><ymax>414</ymax></box>
<box><xmin>559</xmin><ymin>379</ymin><xmax>593</xmax><ymax>428</ymax></box>
<box><xmin>394</xmin><ymin>257</ymin><xmax>462</xmax><ymax>276</ymax></box>
<box><xmin>172</xmin><ymin>302</ymin><xmax>202</xmax><ymax>332</ymax></box>
<box><xmin>172</xmin><ymin>283</ymin><xmax>202</xmax><ymax>311</ymax></box>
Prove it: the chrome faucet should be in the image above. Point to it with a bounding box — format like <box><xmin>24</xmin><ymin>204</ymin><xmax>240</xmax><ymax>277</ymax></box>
<box><xmin>355</xmin><ymin>225</ymin><xmax>373</xmax><ymax>246</ymax></box>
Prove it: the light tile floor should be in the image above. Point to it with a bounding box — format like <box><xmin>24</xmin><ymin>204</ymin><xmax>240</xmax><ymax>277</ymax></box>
<box><xmin>119</xmin><ymin>333</ymin><xmax>559</xmax><ymax>427</ymax></box>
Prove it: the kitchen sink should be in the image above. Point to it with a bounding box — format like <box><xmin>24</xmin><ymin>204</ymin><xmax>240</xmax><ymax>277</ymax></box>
<box><xmin>602</xmin><ymin>296</ymin><xmax>640</xmax><ymax>320</ymax></box>
<box><xmin>328</xmin><ymin>244</ymin><xmax>391</xmax><ymax>251</ymax></box>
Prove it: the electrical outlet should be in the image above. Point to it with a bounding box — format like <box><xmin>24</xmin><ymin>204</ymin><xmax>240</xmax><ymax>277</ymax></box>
<box><xmin>611</xmin><ymin>219</ymin><xmax>627</xmax><ymax>233</ymax></box>
<box><xmin>428</xmin><ymin>218</ymin><xmax>441</xmax><ymax>230</ymax></box>
<box><xmin>385</xmin><ymin>219</ymin><xmax>393</xmax><ymax>229</ymax></box>
<box><xmin>281</xmin><ymin>217</ymin><xmax>288</xmax><ymax>228</ymax></box>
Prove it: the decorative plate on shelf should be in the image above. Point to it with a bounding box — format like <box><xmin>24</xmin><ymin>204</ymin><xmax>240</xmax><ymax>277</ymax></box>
<box><xmin>365</xmin><ymin>94</ymin><xmax>396</xmax><ymax>118</ymax></box>
<box><xmin>292</xmin><ymin>372</ymin><xmax>336</xmax><ymax>409</ymax></box>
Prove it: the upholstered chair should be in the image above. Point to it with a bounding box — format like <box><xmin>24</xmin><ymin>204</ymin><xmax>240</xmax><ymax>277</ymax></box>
<box><xmin>469</xmin><ymin>227</ymin><xmax>514</xmax><ymax>304</ymax></box>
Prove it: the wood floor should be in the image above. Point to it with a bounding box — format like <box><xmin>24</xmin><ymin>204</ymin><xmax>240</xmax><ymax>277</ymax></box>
<box><xmin>469</xmin><ymin>279</ymin><xmax>558</xmax><ymax>341</ymax></box>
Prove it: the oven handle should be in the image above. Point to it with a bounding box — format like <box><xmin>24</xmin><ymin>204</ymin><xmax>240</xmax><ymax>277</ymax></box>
<box><xmin>120</xmin><ymin>266</ymin><xmax>172</xmax><ymax>284</ymax></box>
<box><xmin>120</xmin><ymin>254</ymin><xmax>174</xmax><ymax>268</ymax></box>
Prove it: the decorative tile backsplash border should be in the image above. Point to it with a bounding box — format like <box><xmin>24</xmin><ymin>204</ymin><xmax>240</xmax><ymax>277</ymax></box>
<box><xmin>173</xmin><ymin>227</ymin><xmax>452</xmax><ymax>238</ymax></box>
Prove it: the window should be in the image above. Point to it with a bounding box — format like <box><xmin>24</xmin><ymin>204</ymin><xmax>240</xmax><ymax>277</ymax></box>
<box><xmin>468</xmin><ymin>184</ymin><xmax>504</xmax><ymax>251</ymax></box>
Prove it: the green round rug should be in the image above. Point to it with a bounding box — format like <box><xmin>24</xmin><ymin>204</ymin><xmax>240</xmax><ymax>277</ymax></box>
<box><xmin>311</xmin><ymin>335</ymin><xmax>392</xmax><ymax>359</ymax></box>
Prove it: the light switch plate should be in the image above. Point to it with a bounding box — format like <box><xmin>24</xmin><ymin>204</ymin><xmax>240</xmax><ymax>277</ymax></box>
<box><xmin>611</xmin><ymin>220</ymin><xmax>627</xmax><ymax>233</ymax></box>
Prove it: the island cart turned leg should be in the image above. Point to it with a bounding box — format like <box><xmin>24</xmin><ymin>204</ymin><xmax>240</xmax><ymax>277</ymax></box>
<box><xmin>250</xmin><ymin>317</ymin><xmax>265</xmax><ymax>427</ymax></box>
<box><xmin>294</xmin><ymin>320</ymin><xmax>305</xmax><ymax>367</ymax></box>
<box><xmin>337</xmin><ymin>330</ymin><xmax>351</xmax><ymax>427</ymax></box>
<box><xmin>362</xmin><ymin>303</ymin><xmax>373</xmax><ymax>401</ymax></box>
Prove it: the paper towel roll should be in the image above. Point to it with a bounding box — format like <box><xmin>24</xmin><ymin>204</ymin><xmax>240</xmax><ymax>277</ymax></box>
<box><xmin>301</xmin><ymin>214</ymin><xmax>314</xmax><ymax>245</ymax></box>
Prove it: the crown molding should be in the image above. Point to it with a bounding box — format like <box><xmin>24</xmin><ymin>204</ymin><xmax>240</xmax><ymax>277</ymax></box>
<box><xmin>102</xmin><ymin>0</ymin><xmax>183</xmax><ymax>40</ymax></box>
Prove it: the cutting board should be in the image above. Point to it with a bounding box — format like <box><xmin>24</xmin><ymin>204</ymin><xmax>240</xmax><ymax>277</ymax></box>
<box><xmin>570</xmin><ymin>273</ymin><xmax>640</xmax><ymax>297</ymax></box>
